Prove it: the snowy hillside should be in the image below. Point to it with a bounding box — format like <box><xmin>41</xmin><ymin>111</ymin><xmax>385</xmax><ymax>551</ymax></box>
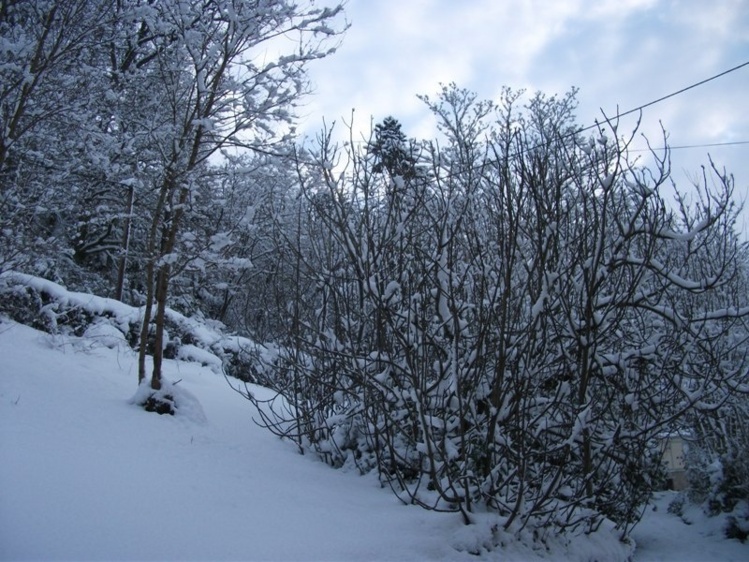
<box><xmin>0</xmin><ymin>317</ymin><xmax>746</xmax><ymax>561</ymax></box>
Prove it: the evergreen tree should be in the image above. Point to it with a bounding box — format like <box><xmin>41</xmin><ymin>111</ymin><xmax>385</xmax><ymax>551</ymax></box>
<box><xmin>368</xmin><ymin>116</ymin><xmax>419</xmax><ymax>179</ymax></box>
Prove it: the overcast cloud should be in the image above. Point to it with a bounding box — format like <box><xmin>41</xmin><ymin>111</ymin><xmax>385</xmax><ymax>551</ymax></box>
<box><xmin>299</xmin><ymin>0</ymin><xmax>749</xmax><ymax>229</ymax></box>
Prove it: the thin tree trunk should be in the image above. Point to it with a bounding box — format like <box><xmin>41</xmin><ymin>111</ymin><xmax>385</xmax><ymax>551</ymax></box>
<box><xmin>138</xmin><ymin>172</ymin><xmax>171</xmax><ymax>384</ymax></box>
<box><xmin>150</xmin><ymin>263</ymin><xmax>171</xmax><ymax>390</ymax></box>
<box><xmin>115</xmin><ymin>183</ymin><xmax>134</xmax><ymax>302</ymax></box>
<box><xmin>137</xmin><ymin>258</ymin><xmax>155</xmax><ymax>384</ymax></box>
<box><xmin>149</xmin><ymin>184</ymin><xmax>189</xmax><ymax>389</ymax></box>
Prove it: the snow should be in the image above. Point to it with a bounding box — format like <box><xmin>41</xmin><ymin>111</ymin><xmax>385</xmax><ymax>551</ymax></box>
<box><xmin>631</xmin><ymin>493</ymin><xmax>748</xmax><ymax>562</ymax></box>
<box><xmin>0</xmin><ymin>318</ymin><xmax>747</xmax><ymax>561</ymax></box>
<box><xmin>82</xmin><ymin>319</ymin><xmax>129</xmax><ymax>349</ymax></box>
<box><xmin>176</xmin><ymin>343</ymin><xmax>223</xmax><ymax>372</ymax></box>
<box><xmin>0</xmin><ymin>320</ymin><xmax>460</xmax><ymax>561</ymax></box>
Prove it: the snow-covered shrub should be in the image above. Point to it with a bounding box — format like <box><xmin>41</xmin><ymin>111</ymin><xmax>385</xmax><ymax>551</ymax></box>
<box><xmin>668</xmin><ymin>493</ymin><xmax>686</xmax><ymax>517</ymax></box>
<box><xmin>720</xmin><ymin>448</ymin><xmax>749</xmax><ymax>511</ymax></box>
<box><xmin>0</xmin><ymin>277</ymin><xmax>96</xmax><ymax>336</ymax></box>
<box><xmin>685</xmin><ymin>439</ymin><xmax>749</xmax><ymax>542</ymax></box>
<box><xmin>249</xmin><ymin>86</ymin><xmax>749</xmax><ymax>542</ymax></box>
<box><xmin>686</xmin><ymin>446</ymin><xmax>714</xmax><ymax>506</ymax></box>
<box><xmin>130</xmin><ymin>378</ymin><xmax>207</xmax><ymax>421</ymax></box>
<box><xmin>724</xmin><ymin>502</ymin><xmax>749</xmax><ymax>543</ymax></box>
<box><xmin>83</xmin><ymin>319</ymin><xmax>129</xmax><ymax>349</ymax></box>
<box><xmin>686</xmin><ymin>395</ymin><xmax>749</xmax><ymax>518</ymax></box>
<box><xmin>0</xmin><ymin>272</ymin><xmax>268</xmax><ymax>382</ymax></box>
<box><xmin>0</xmin><ymin>280</ymin><xmax>56</xmax><ymax>333</ymax></box>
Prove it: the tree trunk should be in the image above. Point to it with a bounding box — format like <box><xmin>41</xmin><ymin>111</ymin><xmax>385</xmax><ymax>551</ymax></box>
<box><xmin>150</xmin><ymin>263</ymin><xmax>171</xmax><ymax>390</ymax></box>
<box><xmin>148</xmin><ymin>183</ymin><xmax>189</xmax><ymax>389</ymax></box>
<box><xmin>137</xmin><ymin>260</ymin><xmax>155</xmax><ymax>385</ymax></box>
<box><xmin>114</xmin><ymin>183</ymin><xmax>134</xmax><ymax>302</ymax></box>
<box><xmin>137</xmin><ymin>171</ymin><xmax>172</xmax><ymax>384</ymax></box>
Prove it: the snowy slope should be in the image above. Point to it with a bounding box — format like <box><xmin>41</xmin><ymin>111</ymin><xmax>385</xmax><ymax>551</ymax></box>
<box><xmin>0</xmin><ymin>318</ymin><xmax>745</xmax><ymax>561</ymax></box>
<box><xmin>0</xmin><ymin>320</ymin><xmax>466</xmax><ymax>561</ymax></box>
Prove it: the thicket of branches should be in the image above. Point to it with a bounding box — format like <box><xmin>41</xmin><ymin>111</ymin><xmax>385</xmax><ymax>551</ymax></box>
<box><xmin>241</xmin><ymin>85</ymin><xmax>749</xmax><ymax>538</ymax></box>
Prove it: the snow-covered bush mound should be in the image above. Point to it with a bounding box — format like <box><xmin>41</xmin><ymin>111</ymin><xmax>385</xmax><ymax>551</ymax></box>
<box><xmin>129</xmin><ymin>378</ymin><xmax>207</xmax><ymax>422</ymax></box>
<box><xmin>83</xmin><ymin>319</ymin><xmax>130</xmax><ymax>349</ymax></box>
<box><xmin>0</xmin><ymin>271</ymin><xmax>271</xmax><ymax>382</ymax></box>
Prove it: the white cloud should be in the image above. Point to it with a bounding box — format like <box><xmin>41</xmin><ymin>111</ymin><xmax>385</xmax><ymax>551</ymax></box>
<box><xmin>300</xmin><ymin>0</ymin><xmax>748</xmax><ymax>219</ymax></box>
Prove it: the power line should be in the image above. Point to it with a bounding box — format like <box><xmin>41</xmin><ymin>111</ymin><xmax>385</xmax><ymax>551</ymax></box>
<box><xmin>487</xmin><ymin>60</ymin><xmax>749</xmax><ymax>173</ymax></box>
<box><xmin>615</xmin><ymin>60</ymin><xmax>749</xmax><ymax>121</ymax></box>
<box><xmin>630</xmin><ymin>140</ymin><xmax>749</xmax><ymax>153</ymax></box>
<box><xmin>576</xmin><ymin>60</ymin><xmax>749</xmax><ymax>136</ymax></box>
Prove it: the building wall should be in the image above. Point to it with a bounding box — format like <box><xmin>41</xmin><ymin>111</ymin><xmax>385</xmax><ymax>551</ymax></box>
<box><xmin>660</xmin><ymin>436</ymin><xmax>688</xmax><ymax>491</ymax></box>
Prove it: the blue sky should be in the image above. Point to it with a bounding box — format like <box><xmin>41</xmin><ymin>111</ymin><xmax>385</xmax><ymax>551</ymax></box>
<box><xmin>300</xmin><ymin>0</ymin><xmax>749</xmax><ymax>231</ymax></box>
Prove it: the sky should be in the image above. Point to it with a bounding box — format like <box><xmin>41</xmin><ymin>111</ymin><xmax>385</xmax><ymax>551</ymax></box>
<box><xmin>299</xmin><ymin>0</ymin><xmax>749</xmax><ymax>232</ymax></box>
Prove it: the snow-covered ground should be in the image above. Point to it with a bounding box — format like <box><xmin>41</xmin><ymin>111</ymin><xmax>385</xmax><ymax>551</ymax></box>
<box><xmin>0</xmin><ymin>318</ymin><xmax>746</xmax><ymax>561</ymax></box>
